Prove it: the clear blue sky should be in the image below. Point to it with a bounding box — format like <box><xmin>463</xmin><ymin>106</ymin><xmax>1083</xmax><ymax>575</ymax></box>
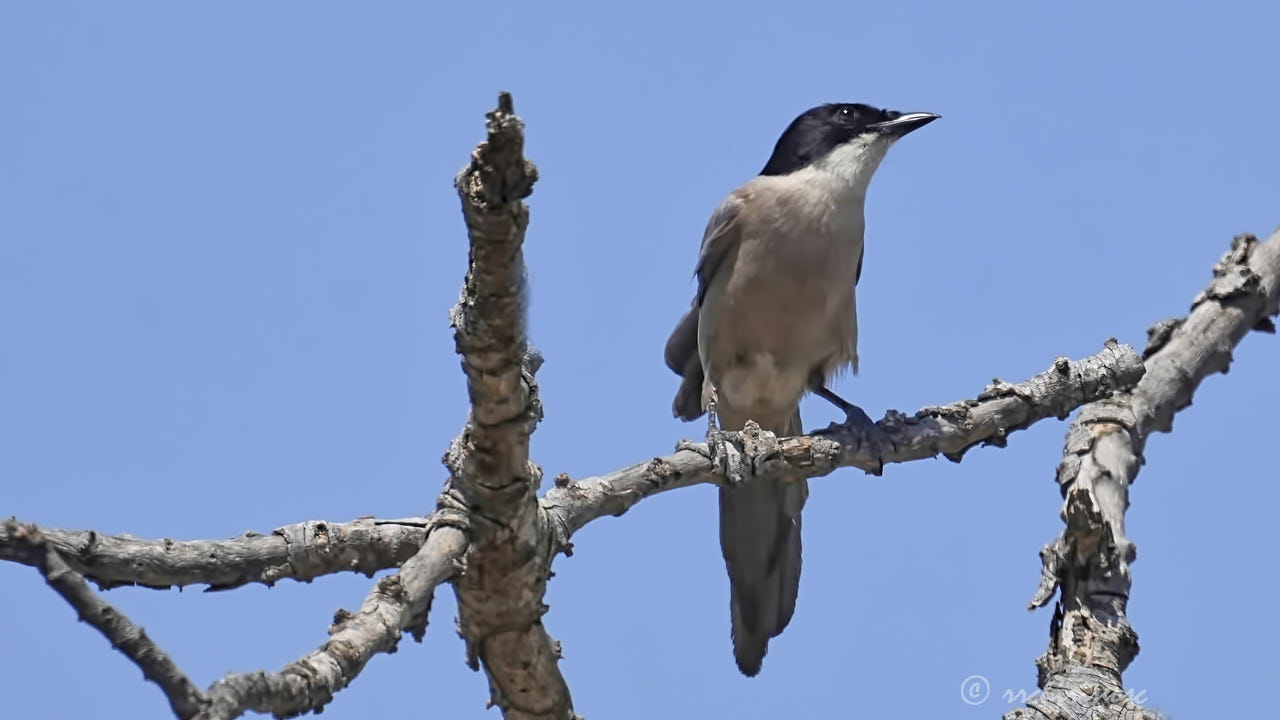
<box><xmin>3</xmin><ymin>3</ymin><xmax>1277</xmax><ymax>718</ymax></box>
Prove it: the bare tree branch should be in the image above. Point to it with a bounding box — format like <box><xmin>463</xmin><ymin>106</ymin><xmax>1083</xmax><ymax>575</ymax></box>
<box><xmin>1015</xmin><ymin>231</ymin><xmax>1280</xmax><ymax>720</ymax></box>
<box><xmin>0</xmin><ymin>340</ymin><xmax>1146</xmax><ymax>720</ymax></box>
<box><xmin>445</xmin><ymin>92</ymin><xmax>574</xmax><ymax>720</ymax></box>
<box><xmin>4</xmin><ymin>503</ymin><xmax>467</xmax><ymax>720</ymax></box>
<box><xmin>3</xmin><ymin>518</ymin><xmax>209</xmax><ymax>719</ymax></box>
<box><xmin>0</xmin><ymin>340</ymin><xmax>1144</xmax><ymax>720</ymax></box>
<box><xmin>542</xmin><ymin>340</ymin><xmax>1145</xmax><ymax>544</ymax></box>
<box><xmin>199</xmin><ymin>511</ymin><xmax>469</xmax><ymax>720</ymax></box>
<box><xmin>0</xmin><ymin>516</ymin><xmax>431</xmax><ymax>591</ymax></box>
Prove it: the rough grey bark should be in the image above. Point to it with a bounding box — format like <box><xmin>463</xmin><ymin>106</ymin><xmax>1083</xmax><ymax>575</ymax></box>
<box><xmin>0</xmin><ymin>340</ymin><xmax>1145</xmax><ymax>718</ymax></box>
<box><xmin>445</xmin><ymin>93</ymin><xmax>574</xmax><ymax>720</ymax></box>
<box><xmin>1012</xmin><ymin>232</ymin><xmax>1280</xmax><ymax>720</ymax></box>
<box><xmin>3</xmin><ymin>518</ymin><xmax>209</xmax><ymax>719</ymax></box>
<box><xmin>199</xmin><ymin>514</ymin><xmax>468</xmax><ymax>720</ymax></box>
<box><xmin>541</xmin><ymin>340</ymin><xmax>1145</xmax><ymax>544</ymax></box>
<box><xmin>0</xmin><ymin>341</ymin><xmax>1146</xmax><ymax>587</ymax></box>
<box><xmin>0</xmin><ymin>515</ymin><xmax>432</xmax><ymax>590</ymax></box>
<box><xmin>2</xmin><ymin>507</ymin><xmax>467</xmax><ymax>720</ymax></box>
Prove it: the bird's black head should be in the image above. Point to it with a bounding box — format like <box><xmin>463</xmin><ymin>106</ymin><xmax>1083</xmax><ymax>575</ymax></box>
<box><xmin>759</xmin><ymin>103</ymin><xmax>939</xmax><ymax>176</ymax></box>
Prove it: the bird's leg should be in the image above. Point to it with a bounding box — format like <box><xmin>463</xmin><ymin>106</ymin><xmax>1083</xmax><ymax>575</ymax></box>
<box><xmin>705</xmin><ymin>387</ymin><xmax>746</xmax><ymax>486</ymax></box>
<box><xmin>811</xmin><ymin>385</ymin><xmax>889</xmax><ymax>473</ymax></box>
<box><xmin>676</xmin><ymin>385</ymin><xmax>747</xmax><ymax>486</ymax></box>
<box><xmin>812</xmin><ymin>385</ymin><xmax>875</xmax><ymax>426</ymax></box>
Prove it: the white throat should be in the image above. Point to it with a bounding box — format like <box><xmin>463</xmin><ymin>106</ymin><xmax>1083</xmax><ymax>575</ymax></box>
<box><xmin>801</xmin><ymin>137</ymin><xmax>893</xmax><ymax>200</ymax></box>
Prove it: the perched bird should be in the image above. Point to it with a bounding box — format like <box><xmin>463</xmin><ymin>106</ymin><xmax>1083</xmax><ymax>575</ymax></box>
<box><xmin>664</xmin><ymin>102</ymin><xmax>938</xmax><ymax>675</ymax></box>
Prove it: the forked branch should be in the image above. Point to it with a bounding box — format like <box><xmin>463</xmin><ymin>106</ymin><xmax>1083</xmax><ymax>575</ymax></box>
<box><xmin>1012</xmin><ymin>231</ymin><xmax>1280</xmax><ymax>720</ymax></box>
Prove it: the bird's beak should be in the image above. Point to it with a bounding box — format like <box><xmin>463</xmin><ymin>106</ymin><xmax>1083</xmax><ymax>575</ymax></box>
<box><xmin>870</xmin><ymin>111</ymin><xmax>940</xmax><ymax>137</ymax></box>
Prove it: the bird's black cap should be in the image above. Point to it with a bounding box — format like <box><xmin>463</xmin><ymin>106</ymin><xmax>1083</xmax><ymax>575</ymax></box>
<box><xmin>760</xmin><ymin>103</ymin><xmax>939</xmax><ymax>176</ymax></box>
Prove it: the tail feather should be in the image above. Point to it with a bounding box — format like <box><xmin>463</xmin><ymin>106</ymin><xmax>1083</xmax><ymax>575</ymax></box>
<box><xmin>672</xmin><ymin>356</ymin><xmax>705</xmax><ymax>421</ymax></box>
<box><xmin>665</xmin><ymin>308</ymin><xmax>707</xmax><ymax>421</ymax></box>
<box><xmin>719</xmin><ymin>407</ymin><xmax>807</xmax><ymax>676</ymax></box>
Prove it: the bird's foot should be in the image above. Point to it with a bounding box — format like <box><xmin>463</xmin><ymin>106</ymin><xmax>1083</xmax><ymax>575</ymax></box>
<box><xmin>706</xmin><ymin>392</ymin><xmax>749</xmax><ymax>486</ymax></box>
<box><xmin>812</xmin><ymin>387</ymin><xmax>889</xmax><ymax>475</ymax></box>
<box><xmin>675</xmin><ymin>389</ymin><xmax>752</xmax><ymax>486</ymax></box>
<box><xmin>679</xmin><ymin>423</ymin><xmax>779</xmax><ymax>488</ymax></box>
<box><xmin>707</xmin><ymin>429</ymin><xmax>748</xmax><ymax>487</ymax></box>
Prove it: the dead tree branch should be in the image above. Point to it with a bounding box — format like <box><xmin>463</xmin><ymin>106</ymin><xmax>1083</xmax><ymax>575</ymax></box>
<box><xmin>0</xmin><ymin>339</ymin><xmax>1143</xmax><ymax>720</ymax></box>
<box><xmin>445</xmin><ymin>92</ymin><xmax>573</xmax><ymax>720</ymax></box>
<box><xmin>1014</xmin><ymin>232</ymin><xmax>1280</xmax><ymax>720</ymax></box>
<box><xmin>4</xmin><ymin>505</ymin><xmax>467</xmax><ymax>720</ymax></box>
<box><xmin>542</xmin><ymin>340</ymin><xmax>1145</xmax><ymax>544</ymax></box>
<box><xmin>0</xmin><ymin>516</ymin><xmax>431</xmax><ymax>591</ymax></box>
<box><xmin>0</xmin><ymin>339</ymin><xmax>1145</xmax><ymax>719</ymax></box>
<box><xmin>200</xmin><ymin>517</ymin><xmax>468</xmax><ymax>720</ymax></box>
<box><xmin>2</xmin><ymin>518</ymin><xmax>209</xmax><ymax>719</ymax></box>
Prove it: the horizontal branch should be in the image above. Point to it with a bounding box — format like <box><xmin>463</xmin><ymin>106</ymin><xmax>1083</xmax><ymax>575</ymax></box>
<box><xmin>0</xmin><ymin>320</ymin><xmax>1151</xmax><ymax>720</ymax></box>
<box><xmin>3</xmin><ymin>518</ymin><xmax>208</xmax><ymax>719</ymax></box>
<box><xmin>4</xmin><ymin>495</ymin><xmax>470</xmax><ymax>720</ymax></box>
<box><xmin>0</xmin><ymin>516</ymin><xmax>431</xmax><ymax>591</ymax></box>
<box><xmin>542</xmin><ymin>340</ymin><xmax>1145</xmax><ymax>543</ymax></box>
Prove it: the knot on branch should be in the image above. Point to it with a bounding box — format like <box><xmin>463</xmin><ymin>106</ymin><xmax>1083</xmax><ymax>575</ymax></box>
<box><xmin>2</xmin><ymin>518</ymin><xmax>50</xmax><ymax>566</ymax></box>
<box><xmin>1035</xmin><ymin>605</ymin><xmax>1142</xmax><ymax>686</ymax></box>
<box><xmin>1194</xmin><ymin>233</ymin><xmax>1263</xmax><ymax>306</ymax></box>
<box><xmin>1019</xmin><ymin>651</ymin><xmax>1155</xmax><ymax>720</ymax></box>
<box><xmin>432</xmin><ymin>483</ymin><xmax>473</xmax><ymax>535</ymax></box>
<box><xmin>1062</xmin><ymin>484</ymin><xmax>1134</xmax><ymax>577</ymax></box>
<box><xmin>1054</xmin><ymin>400</ymin><xmax>1139</xmax><ymax>490</ymax></box>
<box><xmin>1143</xmin><ymin>318</ymin><xmax>1183</xmax><ymax>358</ymax></box>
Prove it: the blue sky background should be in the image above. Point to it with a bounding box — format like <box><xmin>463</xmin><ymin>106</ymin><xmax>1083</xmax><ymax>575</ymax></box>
<box><xmin>3</xmin><ymin>2</ymin><xmax>1278</xmax><ymax>718</ymax></box>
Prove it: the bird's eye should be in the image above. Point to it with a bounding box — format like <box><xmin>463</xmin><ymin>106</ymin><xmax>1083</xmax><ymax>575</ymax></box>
<box><xmin>837</xmin><ymin>106</ymin><xmax>851</xmax><ymax>117</ymax></box>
